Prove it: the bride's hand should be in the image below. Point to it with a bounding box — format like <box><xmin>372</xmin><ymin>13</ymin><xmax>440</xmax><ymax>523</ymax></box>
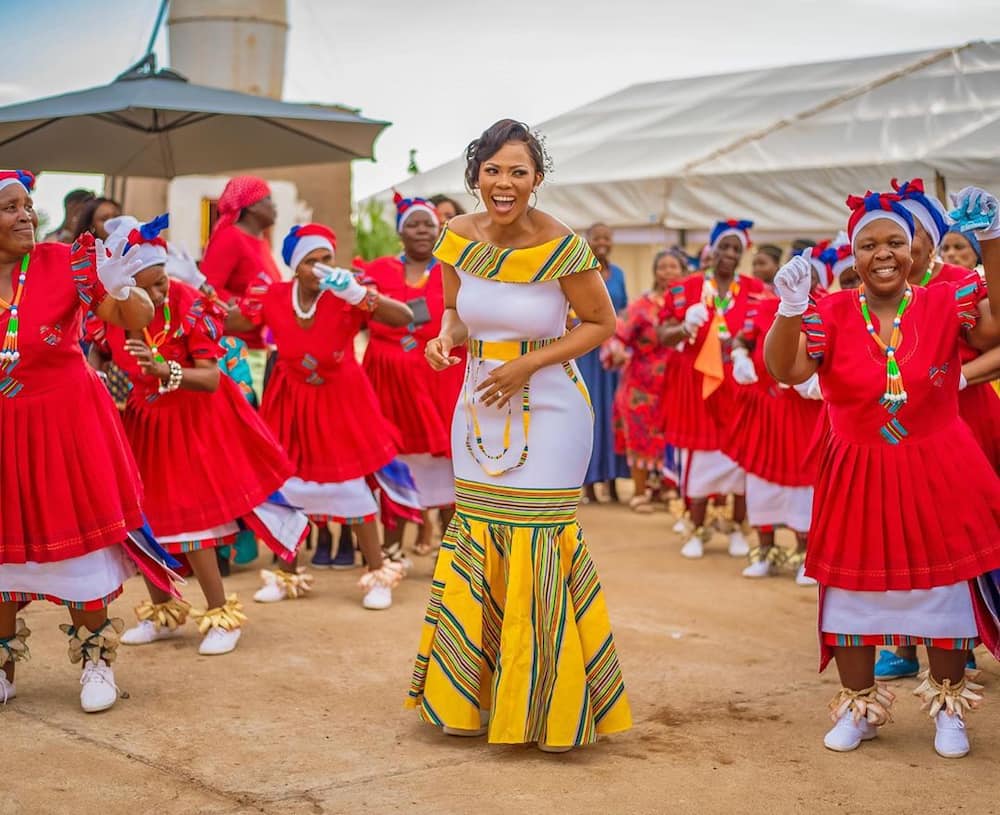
<box><xmin>476</xmin><ymin>356</ymin><xmax>538</xmax><ymax>408</ymax></box>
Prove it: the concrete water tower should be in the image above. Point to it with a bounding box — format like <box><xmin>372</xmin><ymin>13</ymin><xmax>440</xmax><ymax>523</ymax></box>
<box><xmin>120</xmin><ymin>0</ymin><xmax>356</xmax><ymax>263</ymax></box>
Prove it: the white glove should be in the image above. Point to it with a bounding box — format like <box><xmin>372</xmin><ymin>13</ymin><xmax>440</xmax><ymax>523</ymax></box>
<box><xmin>773</xmin><ymin>255</ymin><xmax>812</xmax><ymax>317</ymax></box>
<box><xmin>951</xmin><ymin>186</ymin><xmax>1000</xmax><ymax>241</ymax></box>
<box><xmin>683</xmin><ymin>303</ymin><xmax>709</xmax><ymax>336</ymax></box>
<box><xmin>793</xmin><ymin>373</ymin><xmax>822</xmax><ymax>400</ymax></box>
<box><xmin>314</xmin><ymin>262</ymin><xmax>367</xmax><ymax>305</ymax></box>
<box><xmin>959</xmin><ymin>373</ymin><xmax>968</xmax><ymax>391</ymax></box>
<box><xmin>165</xmin><ymin>243</ymin><xmax>206</xmax><ymax>289</ymax></box>
<box><xmin>95</xmin><ymin>236</ymin><xmax>144</xmax><ymax>300</ymax></box>
<box><xmin>730</xmin><ymin>346</ymin><xmax>758</xmax><ymax>385</ymax></box>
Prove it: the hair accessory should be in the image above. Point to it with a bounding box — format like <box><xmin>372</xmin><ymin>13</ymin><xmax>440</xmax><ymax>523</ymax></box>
<box><xmin>392</xmin><ymin>191</ymin><xmax>440</xmax><ymax>233</ymax></box>
<box><xmin>709</xmin><ymin>219</ymin><xmax>754</xmax><ymax>251</ymax></box>
<box><xmin>282</xmin><ymin>223</ymin><xmax>337</xmax><ymax>270</ymax></box>
<box><xmin>0</xmin><ymin>170</ymin><xmax>35</xmax><ymax>193</ymax></box>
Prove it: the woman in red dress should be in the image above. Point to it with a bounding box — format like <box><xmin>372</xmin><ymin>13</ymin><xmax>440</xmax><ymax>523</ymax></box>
<box><xmin>201</xmin><ymin>176</ymin><xmax>282</xmax><ymax>396</ymax></box>
<box><xmin>358</xmin><ymin>194</ymin><xmax>465</xmax><ymax>558</ymax></box>
<box><xmin>612</xmin><ymin>249</ymin><xmax>686</xmax><ymax>512</ymax></box>
<box><xmin>0</xmin><ymin>171</ymin><xmax>178</xmax><ymax>713</ymax></box>
<box><xmin>89</xmin><ymin>215</ymin><xmax>308</xmax><ymax>656</ymax></box>
<box><xmin>764</xmin><ymin>189</ymin><xmax>1000</xmax><ymax>759</ymax></box>
<box><xmin>227</xmin><ymin>223</ymin><xmax>418</xmax><ymax>609</ymax></box>
<box><xmin>658</xmin><ymin>220</ymin><xmax>765</xmax><ymax>559</ymax></box>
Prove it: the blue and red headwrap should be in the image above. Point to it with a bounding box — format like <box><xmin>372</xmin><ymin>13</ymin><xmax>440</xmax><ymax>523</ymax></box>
<box><xmin>0</xmin><ymin>170</ymin><xmax>35</xmax><ymax>194</ymax></box>
<box><xmin>125</xmin><ymin>212</ymin><xmax>169</xmax><ymax>251</ymax></box>
<box><xmin>282</xmin><ymin>223</ymin><xmax>337</xmax><ymax>270</ymax></box>
<box><xmin>890</xmin><ymin>178</ymin><xmax>950</xmax><ymax>248</ymax></box>
<box><xmin>393</xmin><ymin>191</ymin><xmax>440</xmax><ymax>234</ymax></box>
<box><xmin>846</xmin><ymin>192</ymin><xmax>914</xmax><ymax>248</ymax></box>
<box><xmin>803</xmin><ymin>240</ymin><xmax>834</xmax><ymax>287</ymax></box>
<box><xmin>709</xmin><ymin>219</ymin><xmax>753</xmax><ymax>251</ymax></box>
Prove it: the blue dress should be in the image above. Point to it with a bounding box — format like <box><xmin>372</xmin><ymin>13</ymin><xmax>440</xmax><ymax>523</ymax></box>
<box><xmin>578</xmin><ymin>263</ymin><xmax>630</xmax><ymax>485</ymax></box>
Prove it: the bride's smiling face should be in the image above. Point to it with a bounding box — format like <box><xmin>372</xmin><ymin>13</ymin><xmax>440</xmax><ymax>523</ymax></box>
<box><xmin>477</xmin><ymin>141</ymin><xmax>543</xmax><ymax>226</ymax></box>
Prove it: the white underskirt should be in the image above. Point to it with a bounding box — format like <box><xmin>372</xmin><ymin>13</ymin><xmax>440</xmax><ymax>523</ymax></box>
<box><xmin>156</xmin><ymin>522</ymin><xmax>240</xmax><ymax>544</ymax></box>
<box><xmin>746</xmin><ymin>474</ymin><xmax>813</xmax><ymax>531</ymax></box>
<box><xmin>399</xmin><ymin>453</ymin><xmax>455</xmax><ymax>508</ymax></box>
<box><xmin>0</xmin><ymin>546</ymin><xmax>135</xmax><ymax>603</ymax></box>
<box><xmin>280</xmin><ymin>476</ymin><xmax>378</xmax><ymax>520</ymax></box>
<box><xmin>823</xmin><ymin>582</ymin><xmax>978</xmax><ymax>639</ymax></box>
<box><xmin>682</xmin><ymin>449</ymin><xmax>746</xmax><ymax>499</ymax></box>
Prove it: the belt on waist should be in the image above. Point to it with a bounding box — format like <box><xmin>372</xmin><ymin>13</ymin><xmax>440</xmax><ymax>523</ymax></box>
<box><xmin>466</xmin><ymin>337</ymin><xmax>560</xmax><ymax>361</ymax></box>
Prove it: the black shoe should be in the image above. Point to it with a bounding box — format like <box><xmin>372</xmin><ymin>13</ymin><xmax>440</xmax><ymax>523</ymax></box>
<box><xmin>331</xmin><ymin>526</ymin><xmax>356</xmax><ymax>570</ymax></box>
<box><xmin>311</xmin><ymin>525</ymin><xmax>335</xmax><ymax>568</ymax></box>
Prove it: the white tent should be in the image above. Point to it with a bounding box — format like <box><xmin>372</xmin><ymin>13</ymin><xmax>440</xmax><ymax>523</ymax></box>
<box><xmin>375</xmin><ymin>40</ymin><xmax>1000</xmax><ymax>236</ymax></box>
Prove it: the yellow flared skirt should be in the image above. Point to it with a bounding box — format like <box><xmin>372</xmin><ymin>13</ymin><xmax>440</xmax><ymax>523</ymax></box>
<box><xmin>406</xmin><ymin>479</ymin><xmax>632</xmax><ymax>746</ymax></box>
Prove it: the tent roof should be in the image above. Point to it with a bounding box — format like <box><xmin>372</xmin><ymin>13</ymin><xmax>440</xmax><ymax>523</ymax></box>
<box><xmin>379</xmin><ymin>40</ymin><xmax>1000</xmax><ymax>232</ymax></box>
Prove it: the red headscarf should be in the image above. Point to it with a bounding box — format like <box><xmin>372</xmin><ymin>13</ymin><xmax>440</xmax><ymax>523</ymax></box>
<box><xmin>214</xmin><ymin>176</ymin><xmax>271</xmax><ymax>234</ymax></box>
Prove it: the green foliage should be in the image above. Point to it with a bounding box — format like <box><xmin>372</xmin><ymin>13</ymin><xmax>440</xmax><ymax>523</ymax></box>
<box><xmin>354</xmin><ymin>199</ymin><xmax>401</xmax><ymax>261</ymax></box>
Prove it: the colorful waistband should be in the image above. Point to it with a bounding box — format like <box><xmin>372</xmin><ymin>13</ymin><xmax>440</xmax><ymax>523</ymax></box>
<box><xmin>454</xmin><ymin>477</ymin><xmax>580</xmax><ymax>526</ymax></box>
<box><xmin>466</xmin><ymin>337</ymin><xmax>559</xmax><ymax>361</ymax></box>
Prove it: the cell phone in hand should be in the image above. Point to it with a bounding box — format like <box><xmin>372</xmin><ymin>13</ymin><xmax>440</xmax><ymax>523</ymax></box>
<box><xmin>407</xmin><ymin>297</ymin><xmax>431</xmax><ymax>327</ymax></box>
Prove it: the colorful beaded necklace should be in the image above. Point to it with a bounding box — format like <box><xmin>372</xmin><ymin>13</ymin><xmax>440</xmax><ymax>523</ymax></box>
<box><xmin>858</xmin><ymin>284</ymin><xmax>913</xmax><ymax>413</ymax></box>
<box><xmin>702</xmin><ymin>268</ymin><xmax>739</xmax><ymax>339</ymax></box>
<box><xmin>143</xmin><ymin>288</ymin><xmax>173</xmax><ymax>364</ymax></box>
<box><xmin>918</xmin><ymin>267</ymin><xmax>933</xmax><ymax>286</ymax></box>
<box><xmin>0</xmin><ymin>254</ymin><xmax>28</xmax><ymax>368</ymax></box>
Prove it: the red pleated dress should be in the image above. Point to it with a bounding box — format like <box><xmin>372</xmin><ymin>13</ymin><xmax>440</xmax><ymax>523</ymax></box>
<box><xmin>800</xmin><ymin>283</ymin><xmax>1000</xmax><ymax>669</ymax></box>
<box><xmin>724</xmin><ymin>296</ymin><xmax>823</xmax><ymax>487</ymax></box>
<box><xmin>0</xmin><ymin>240</ymin><xmax>144</xmax><ymax>607</ymax></box>
<box><xmin>242</xmin><ymin>280</ymin><xmax>399</xmax><ymax>484</ymax></box>
<box><xmin>358</xmin><ymin>255</ymin><xmax>465</xmax><ymax>457</ymax></box>
<box><xmin>97</xmin><ymin>281</ymin><xmax>294</xmax><ymax>551</ymax></box>
<box><xmin>927</xmin><ymin>264</ymin><xmax>1000</xmax><ymax>473</ymax></box>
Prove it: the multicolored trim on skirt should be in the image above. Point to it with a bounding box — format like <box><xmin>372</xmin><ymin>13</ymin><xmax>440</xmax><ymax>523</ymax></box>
<box><xmin>0</xmin><ymin>586</ymin><xmax>124</xmax><ymax>610</ymax></box>
<box><xmin>161</xmin><ymin>534</ymin><xmax>238</xmax><ymax>555</ymax></box>
<box><xmin>308</xmin><ymin>513</ymin><xmax>376</xmax><ymax>525</ymax></box>
<box><xmin>454</xmin><ymin>477</ymin><xmax>579</xmax><ymax>527</ymax></box>
<box><xmin>822</xmin><ymin>633</ymin><xmax>980</xmax><ymax>649</ymax></box>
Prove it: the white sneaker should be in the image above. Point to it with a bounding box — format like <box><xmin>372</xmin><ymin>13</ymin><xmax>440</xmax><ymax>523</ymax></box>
<box><xmin>121</xmin><ymin>620</ymin><xmax>183</xmax><ymax>646</ymax></box>
<box><xmin>934</xmin><ymin>711</ymin><xmax>970</xmax><ymax>758</ymax></box>
<box><xmin>443</xmin><ymin>709</ymin><xmax>489</xmax><ymax>737</ymax></box>
<box><xmin>680</xmin><ymin>535</ymin><xmax>704</xmax><ymax>559</ymax></box>
<box><xmin>672</xmin><ymin>516</ymin><xmax>691</xmax><ymax>535</ymax></box>
<box><xmin>253</xmin><ymin>580</ymin><xmax>288</xmax><ymax>604</ymax></box>
<box><xmin>362</xmin><ymin>584</ymin><xmax>393</xmax><ymax>610</ymax></box>
<box><xmin>742</xmin><ymin>559</ymin><xmax>773</xmax><ymax>578</ymax></box>
<box><xmin>537</xmin><ymin>742</ymin><xmax>573</xmax><ymax>753</ymax></box>
<box><xmin>80</xmin><ymin>660</ymin><xmax>119</xmax><ymax>713</ymax></box>
<box><xmin>0</xmin><ymin>675</ymin><xmax>15</xmax><ymax>704</ymax></box>
<box><xmin>728</xmin><ymin>529</ymin><xmax>750</xmax><ymax>557</ymax></box>
<box><xmin>198</xmin><ymin>627</ymin><xmax>242</xmax><ymax>656</ymax></box>
<box><xmin>823</xmin><ymin>712</ymin><xmax>878</xmax><ymax>752</ymax></box>
<box><xmin>796</xmin><ymin>564</ymin><xmax>818</xmax><ymax>586</ymax></box>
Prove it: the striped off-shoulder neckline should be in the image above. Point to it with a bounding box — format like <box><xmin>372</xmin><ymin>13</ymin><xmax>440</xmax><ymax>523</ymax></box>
<box><xmin>433</xmin><ymin>226</ymin><xmax>600</xmax><ymax>284</ymax></box>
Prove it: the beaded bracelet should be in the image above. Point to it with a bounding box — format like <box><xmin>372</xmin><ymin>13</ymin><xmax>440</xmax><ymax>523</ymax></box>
<box><xmin>357</xmin><ymin>289</ymin><xmax>380</xmax><ymax>313</ymax></box>
<box><xmin>158</xmin><ymin>360</ymin><xmax>183</xmax><ymax>394</ymax></box>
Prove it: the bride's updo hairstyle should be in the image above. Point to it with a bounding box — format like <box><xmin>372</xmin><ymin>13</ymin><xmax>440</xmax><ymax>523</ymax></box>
<box><xmin>463</xmin><ymin>119</ymin><xmax>552</xmax><ymax>194</ymax></box>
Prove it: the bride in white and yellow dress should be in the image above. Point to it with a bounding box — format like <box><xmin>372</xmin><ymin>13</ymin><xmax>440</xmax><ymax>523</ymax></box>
<box><xmin>406</xmin><ymin>120</ymin><xmax>632</xmax><ymax>751</ymax></box>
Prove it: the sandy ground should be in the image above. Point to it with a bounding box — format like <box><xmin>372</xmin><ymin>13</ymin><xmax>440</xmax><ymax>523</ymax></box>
<box><xmin>5</xmin><ymin>501</ymin><xmax>999</xmax><ymax>815</ymax></box>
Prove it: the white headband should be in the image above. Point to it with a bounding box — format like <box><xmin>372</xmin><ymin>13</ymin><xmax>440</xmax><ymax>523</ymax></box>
<box><xmin>851</xmin><ymin>211</ymin><xmax>913</xmax><ymax>250</ymax></box>
<box><xmin>832</xmin><ymin>255</ymin><xmax>855</xmax><ymax>279</ymax></box>
<box><xmin>398</xmin><ymin>204</ymin><xmax>440</xmax><ymax>233</ymax></box>
<box><xmin>104</xmin><ymin>215</ymin><xmax>167</xmax><ymax>273</ymax></box>
<box><xmin>898</xmin><ymin>198</ymin><xmax>947</xmax><ymax>248</ymax></box>
<box><xmin>0</xmin><ymin>178</ymin><xmax>29</xmax><ymax>193</ymax></box>
<box><xmin>290</xmin><ymin>235</ymin><xmax>334</xmax><ymax>271</ymax></box>
<box><xmin>710</xmin><ymin>228</ymin><xmax>749</xmax><ymax>251</ymax></box>
<box><xmin>807</xmin><ymin>256</ymin><xmax>831</xmax><ymax>289</ymax></box>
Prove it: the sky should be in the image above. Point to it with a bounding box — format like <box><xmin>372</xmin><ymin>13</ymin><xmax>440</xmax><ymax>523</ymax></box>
<box><xmin>5</xmin><ymin>0</ymin><xmax>1000</xmax><ymax>224</ymax></box>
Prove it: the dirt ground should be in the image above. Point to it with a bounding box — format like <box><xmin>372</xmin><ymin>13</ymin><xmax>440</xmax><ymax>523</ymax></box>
<box><xmin>6</xmin><ymin>500</ymin><xmax>999</xmax><ymax>815</ymax></box>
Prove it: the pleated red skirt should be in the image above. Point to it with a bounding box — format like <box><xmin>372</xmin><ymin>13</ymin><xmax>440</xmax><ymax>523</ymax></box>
<box><xmin>0</xmin><ymin>367</ymin><xmax>143</xmax><ymax>564</ymax></box>
<box><xmin>805</xmin><ymin>416</ymin><xmax>1000</xmax><ymax>591</ymax></box>
<box><xmin>124</xmin><ymin>376</ymin><xmax>293</xmax><ymax>537</ymax></box>
<box><xmin>362</xmin><ymin>338</ymin><xmax>459</xmax><ymax>457</ymax></box>
<box><xmin>261</xmin><ymin>363</ymin><xmax>398</xmax><ymax>484</ymax></box>
<box><xmin>724</xmin><ymin>387</ymin><xmax>822</xmax><ymax>486</ymax></box>
<box><xmin>959</xmin><ymin>382</ymin><xmax>1000</xmax><ymax>474</ymax></box>
<box><xmin>661</xmin><ymin>356</ymin><xmax>733</xmax><ymax>451</ymax></box>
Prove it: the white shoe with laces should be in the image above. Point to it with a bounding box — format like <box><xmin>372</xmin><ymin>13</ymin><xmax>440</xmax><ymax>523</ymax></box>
<box><xmin>362</xmin><ymin>584</ymin><xmax>393</xmax><ymax>610</ymax></box>
<box><xmin>679</xmin><ymin>535</ymin><xmax>704</xmax><ymax>559</ymax></box>
<box><xmin>796</xmin><ymin>564</ymin><xmax>818</xmax><ymax>586</ymax></box>
<box><xmin>121</xmin><ymin>620</ymin><xmax>183</xmax><ymax>646</ymax></box>
<box><xmin>823</xmin><ymin>711</ymin><xmax>878</xmax><ymax>752</ymax></box>
<box><xmin>80</xmin><ymin>659</ymin><xmax>119</xmax><ymax>713</ymax></box>
<box><xmin>728</xmin><ymin>528</ymin><xmax>750</xmax><ymax>557</ymax></box>
<box><xmin>934</xmin><ymin>711</ymin><xmax>970</xmax><ymax>758</ymax></box>
<box><xmin>741</xmin><ymin>559</ymin><xmax>773</xmax><ymax>579</ymax></box>
<box><xmin>198</xmin><ymin>627</ymin><xmax>242</xmax><ymax>656</ymax></box>
<box><xmin>0</xmin><ymin>674</ymin><xmax>15</xmax><ymax>704</ymax></box>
